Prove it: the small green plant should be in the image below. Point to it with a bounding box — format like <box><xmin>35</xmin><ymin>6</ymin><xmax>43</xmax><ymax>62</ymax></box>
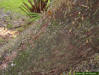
<box><xmin>20</xmin><ymin>0</ymin><xmax>49</xmax><ymax>18</ymax></box>
<box><xmin>7</xmin><ymin>24</ymin><xmax>13</xmax><ymax>29</ymax></box>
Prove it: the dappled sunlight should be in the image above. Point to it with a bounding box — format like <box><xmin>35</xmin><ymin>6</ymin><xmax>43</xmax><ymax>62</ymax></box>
<box><xmin>0</xmin><ymin>27</ymin><xmax>19</xmax><ymax>38</ymax></box>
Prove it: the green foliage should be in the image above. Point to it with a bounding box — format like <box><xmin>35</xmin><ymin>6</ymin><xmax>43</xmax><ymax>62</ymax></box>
<box><xmin>16</xmin><ymin>27</ymin><xmax>24</xmax><ymax>32</ymax></box>
<box><xmin>0</xmin><ymin>0</ymin><xmax>25</xmax><ymax>13</ymax></box>
<box><xmin>20</xmin><ymin>0</ymin><xmax>48</xmax><ymax>13</ymax></box>
<box><xmin>27</xmin><ymin>12</ymin><xmax>41</xmax><ymax>21</ymax></box>
<box><xmin>7</xmin><ymin>24</ymin><xmax>13</xmax><ymax>29</ymax></box>
<box><xmin>20</xmin><ymin>0</ymin><xmax>49</xmax><ymax>20</ymax></box>
<box><xmin>0</xmin><ymin>37</ymin><xmax>5</xmax><ymax>43</ymax></box>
